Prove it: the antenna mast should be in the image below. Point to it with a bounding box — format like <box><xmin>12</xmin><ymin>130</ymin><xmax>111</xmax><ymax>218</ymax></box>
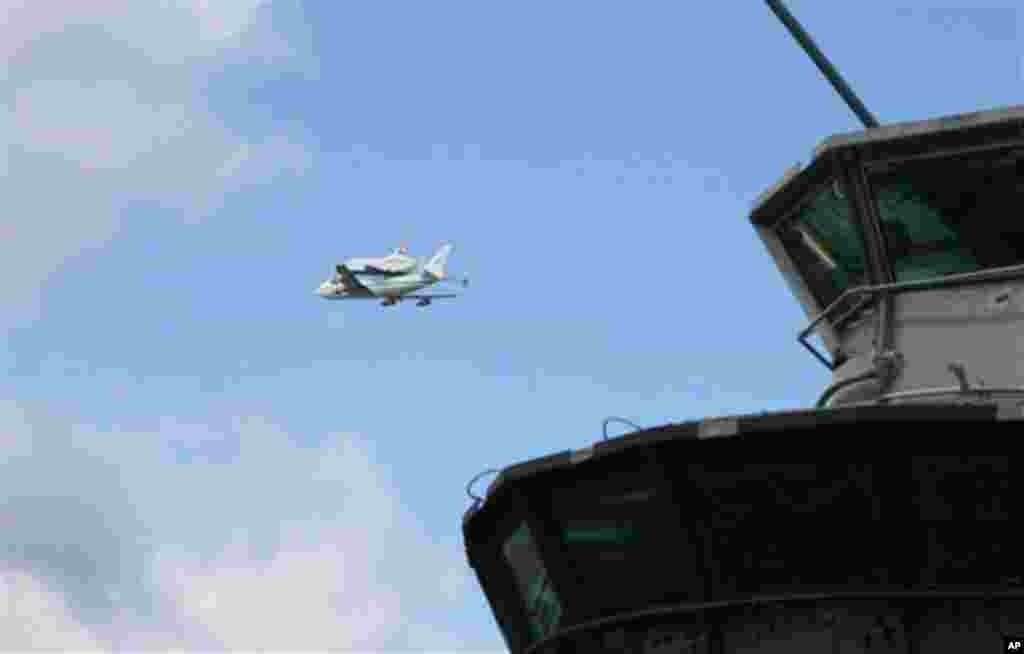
<box><xmin>764</xmin><ymin>0</ymin><xmax>880</xmax><ymax>128</ymax></box>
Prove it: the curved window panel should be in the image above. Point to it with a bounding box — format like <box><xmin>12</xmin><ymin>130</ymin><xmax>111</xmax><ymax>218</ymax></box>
<box><xmin>776</xmin><ymin>181</ymin><xmax>868</xmax><ymax>308</ymax></box>
<box><xmin>871</xmin><ymin>147</ymin><xmax>1024</xmax><ymax>282</ymax></box>
<box><xmin>550</xmin><ymin>468</ymin><xmax>698</xmax><ymax>619</ymax></box>
<box><xmin>502</xmin><ymin>521</ymin><xmax>562</xmax><ymax>642</ymax></box>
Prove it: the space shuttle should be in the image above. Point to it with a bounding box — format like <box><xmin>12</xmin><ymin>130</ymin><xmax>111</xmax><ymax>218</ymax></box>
<box><xmin>341</xmin><ymin>244</ymin><xmax>418</xmax><ymax>275</ymax></box>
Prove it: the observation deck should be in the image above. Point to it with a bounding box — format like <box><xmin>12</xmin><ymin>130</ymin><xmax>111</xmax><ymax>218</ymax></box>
<box><xmin>462</xmin><ymin>105</ymin><xmax>1024</xmax><ymax>654</ymax></box>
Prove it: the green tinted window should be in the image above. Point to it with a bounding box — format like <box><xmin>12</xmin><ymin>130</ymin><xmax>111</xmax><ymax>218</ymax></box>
<box><xmin>551</xmin><ymin>475</ymin><xmax>695</xmax><ymax>617</ymax></box>
<box><xmin>871</xmin><ymin>149</ymin><xmax>1024</xmax><ymax>282</ymax></box>
<box><xmin>777</xmin><ymin>182</ymin><xmax>867</xmax><ymax>307</ymax></box>
<box><xmin>502</xmin><ymin>522</ymin><xmax>562</xmax><ymax>641</ymax></box>
<box><xmin>564</xmin><ymin>524</ymin><xmax>640</xmax><ymax>546</ymax></box>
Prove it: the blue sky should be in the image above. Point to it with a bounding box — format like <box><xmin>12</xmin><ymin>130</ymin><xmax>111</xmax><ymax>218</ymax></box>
<box><xmin>1</xmin><ymin>1</ymin><xmax>1020</xmax><ymax>650</ymax></box>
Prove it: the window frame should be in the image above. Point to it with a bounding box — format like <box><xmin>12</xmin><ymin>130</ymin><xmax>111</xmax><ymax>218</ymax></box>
<box><xmin>469</xmin><ymin>494</ymin><xmax>544</xmax><ymax>653</ymax></box>
<box><xmin>500</xmin><ymin>517</ymin><xmax>564</xmax><ymax>642</ymax></box>
<box><xmin>767</xmin><ymin>159</ymin><xmax>881</xmax><ymax>353</ymax></box>
<box><xmin>541</xmin><ymin>455</ymin><xmax>698</xmax><ymax>622</ymax></box>
<box><xmin>775</xmin><ymin>183</ymin><xmax>867</xmax><ymax>306</ymax></box>
<box><xmin>863</xmin><ymin>142</ymin><xmax>1024</xmax><ymax>284</ymax></box>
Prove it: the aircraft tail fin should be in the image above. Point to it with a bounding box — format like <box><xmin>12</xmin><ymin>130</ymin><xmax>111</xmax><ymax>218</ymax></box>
<box><xmin>423</xmin><ymin>242</ymin><xmax>453</xmax><ymax>280</ymax></box>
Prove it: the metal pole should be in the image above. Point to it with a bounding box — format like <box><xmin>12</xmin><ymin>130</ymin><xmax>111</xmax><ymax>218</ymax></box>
<box><xmin>764</xmin><ymin>0</ymin><xmax>880</xmax><ymax>128</ymax></box>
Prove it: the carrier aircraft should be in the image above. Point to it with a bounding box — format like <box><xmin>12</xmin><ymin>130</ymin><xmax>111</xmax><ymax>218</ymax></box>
<box><xmin>460</xmin><ymin>2</ymin><xmax>1024</xmax><ymax>652</ymax></box>
<box><xmin>316</xmin><ymin>242</ymin><xmax>467</xmax><ymax>307</ymax></box>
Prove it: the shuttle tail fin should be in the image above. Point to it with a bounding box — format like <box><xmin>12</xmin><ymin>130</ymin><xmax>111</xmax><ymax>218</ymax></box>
<box><xmin>423</xmin><ymin>243</ymin><xmax>453</xmax><ymax>281</ymax></box>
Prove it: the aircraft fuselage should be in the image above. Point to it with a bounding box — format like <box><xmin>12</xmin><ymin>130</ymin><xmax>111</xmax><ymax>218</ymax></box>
<box><xmin>315</xmin><ymin>271</ymin><xmax>432</xmax><ymax>300</ymax></box>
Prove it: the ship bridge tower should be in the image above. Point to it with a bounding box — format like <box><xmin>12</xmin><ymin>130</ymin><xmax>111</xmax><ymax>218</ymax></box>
<box><xmin>762</xmin><ymin>107</ymin><xmax>1024</xmax><ymax>411</ymax></box>
<box><xmin>462</xmin><ymin>3</ymin><xmax>1024</xmax><ymax>653</ymax></box>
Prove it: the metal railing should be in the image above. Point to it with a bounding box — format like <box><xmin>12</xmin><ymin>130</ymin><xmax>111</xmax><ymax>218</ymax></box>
<box><xmin>799</xmin><ymin>263</ymin><xmax>1024</xmax><ymax>370</ymax></box>
<box><xmin>876</xmin><ymin>386</ymin><xmax>1024</xmax><ymax>405</ymax></box>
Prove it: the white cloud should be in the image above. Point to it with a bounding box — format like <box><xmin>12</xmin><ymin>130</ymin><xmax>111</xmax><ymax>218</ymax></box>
<box><xmin>0</xmin><ymin>1</ymin><xmax>315</xmax><ymax>325</ymax></box>
<box><xmin>0</xmin><ymin>570</ymin><xmax>103</xmax><ymax>650</ymax></box>
<box><xmin>0</xmin><ymin>1</ymin><xmax>301</xmax><ymax>70</ymax></box>
<box><xmin>181</xmin><ymin>0</ymin><xmax>270</xmax><ymax>43</ymax></box>
<box><xmin>158</xmin><ymin>530</ymin><xmax>404</xmax><ymax>650</ymax></box>
<box><xmin>0</xmin><ymin>400</ymin><xmax>475</xmax><ymax>650</ymax></box>
<box><xmin>12</xmin><ymin>80</ymin><xmax>195</xmax><ymax>171</ymax></box>
<box><xmin>0</xmin><ymin>4</ymin><xmax>490</xmax><ymax>650</ymax></box>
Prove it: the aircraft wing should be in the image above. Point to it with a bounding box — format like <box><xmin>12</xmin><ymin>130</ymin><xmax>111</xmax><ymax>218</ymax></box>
<box><xmin>403</xmin><ymin>293</ymin><xmax>459</xmax><ymax>300</ymax></box>
<box><xmin>335</xmin><ymin>264</ymin><xmax>370</xmax><ymax>292</ymax></box>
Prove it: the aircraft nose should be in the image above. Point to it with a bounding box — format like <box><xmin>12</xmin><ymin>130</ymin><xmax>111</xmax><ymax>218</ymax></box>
<box><xmin>317</xmin><ymin>283</ymin><xmax>342</xmax><ymax>297</ymax></box>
